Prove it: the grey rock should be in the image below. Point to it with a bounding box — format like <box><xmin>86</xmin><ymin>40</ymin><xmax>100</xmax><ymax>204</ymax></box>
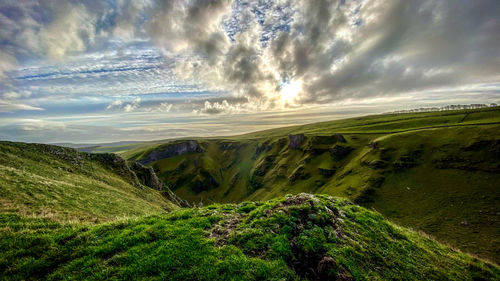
<box><xmin>139</xmin><ymin>140</ymin><xmax>203</xmax><ymax>165</ymax></box>
<box><xmin>289</xmin><ymin>134</ymin><xmax>306</xmax><ymax>149</ymax></box>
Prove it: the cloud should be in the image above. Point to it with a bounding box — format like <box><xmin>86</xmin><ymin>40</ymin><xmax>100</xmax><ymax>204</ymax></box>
<box><xmin>0</xmin><ymin>101</ymin><xmax>44</xmax><ymax>112</ymax></box>
<box><xmin>0</xmin><ymin>91</ymin><xmax>42</xmax><ymax>112</ymax></box>
<box><xmin>17</xmin><ymin>119</ymin><xmax>66</xmax><ymax>131</ymax></box>
<box><xmin>0</xmin><ymin>0</ymin><xmax>102</xmax><ymax>81</ymax></box>
<box><xmin>197</xmin><ymin>100</ymin><xmax>234</xmax><ymax>115</ymax></box>
<box><xmin>3</xmin><ymin>0</ymin><xmax>499</xmax><ymax>112</ymax></box>
<box><xmin>147</xmin><ymin>0</ymin><xmax>232</xmax><ymax>56</ymax></box>
<box><xmin>157</xmin><ymin>102</ymin><xmax>172</xmax><ymax>113</ymax></box>
<box><xmin>194</xmin><ymin>98</ymin><xmax>256</xmax><ymax>115</ymax></box>
<box><xmin>123</xmin><ymin>97</ymin><xmax>141</xmax><ymax>112</ymax></box>
<box><xmin>106</xmin><ymin>100</ymin><xmax>123</xmax><ymax>110</ymax></box>
<box><xmin>147</xmin><ymin>0</ymin><xmax>500</xmax><ymax>111</ymax></box>
<box><xmin>106</xmin><ymin>97</ymin><xmax>141</xmax><ymax>112</ymax></box>
<box><xmin>112</xmin><ymin>0</ymin><xmax>153</xmax><ymax>40</ymax></box>
<box><xmin>2</xmin><ymin>91</ymin><xmax>20</xmax><ymax>100</ymax></box>
<box><xmin>0</xmin><ymin>51</ymin><xmax>16</xmax><ymax>81</ymax></box>
<box><xmin>40</xmin><ymin>3</ymin><xmax>96</xmax><ymax>59</ymax></box>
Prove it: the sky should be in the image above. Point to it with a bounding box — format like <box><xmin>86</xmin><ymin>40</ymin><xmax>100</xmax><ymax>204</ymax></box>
<box><xmin>0</xmin><ymin>0</ymin><xmax>499</xmax><ymax>143</ymax></box>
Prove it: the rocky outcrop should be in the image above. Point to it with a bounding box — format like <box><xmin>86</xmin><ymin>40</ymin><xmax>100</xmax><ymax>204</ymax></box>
<box><xmin>163</xmin><ymin>188</ymin><xmax>190</xmax><ymax>208</ymax></box>
<box><xmin>433</xmin><ymin>156</ymin><xmax>500</xmax><ymax>173</ymax></box>
<box><xmin>464</xmin><ymin>139</ymin><xmax>500</xmax><ymax>154</ymax></box>
<box><xmin>138</xmin><ymin>140</ymin><xmax>203</xmax><ymax>165</ymax></box>
<box><xmin>130</xmin><ymin>161</ymin><xmax>190</xmax><ymax>207</ymax></box>
<box><xmin>90</xmin><ymin>153</ymin><xmax>141</xmax><ymax>187</ymax></box>
<box><xmin>289</xmin><ymin>134</ymin><xmax>306</xmax><ymax>149</ymax></box>
<box><xmin>130</xmin><ymin>162</ymin><xmax>162</xmax><ymax>190</ymax></box>
<box><xmin>330</xmin><ymin>145</ymin><xmax>353</xmax><ymax>160</ymax></box>
<box><xmin>255</xmin><ymin>142</ymin><xmax>273</xmax><ymax>155</ymax></box>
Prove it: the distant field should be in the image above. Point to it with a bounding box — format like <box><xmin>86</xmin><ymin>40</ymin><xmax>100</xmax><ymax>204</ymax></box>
<box><xmin>83</xmin><ymin>107</ymin><xmax>500</xmax><ymax>155</ymax></box>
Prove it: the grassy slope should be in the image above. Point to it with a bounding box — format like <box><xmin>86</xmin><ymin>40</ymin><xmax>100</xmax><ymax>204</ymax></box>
<box><xmin>113</xmin><ymin>107</ymin><xmax>500</xmax><ymax>262</ymax></box>
<box><xmin>1</xmin><ymin>194</ymin><xmax>498</xmax><ymax>280</ymax></box>
<box><xmin>358</xmin><ymin>126</ymin><xmax>500</xmax><ymax>262</ymax></box>
<box><xmin>0</xmin><ymin>142</ymin><xmax>176</xmax><ymax>224</ymax></box>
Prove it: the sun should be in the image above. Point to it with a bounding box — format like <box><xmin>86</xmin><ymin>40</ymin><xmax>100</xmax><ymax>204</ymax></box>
<box><xmin>280</xmin><ymin>80</ymin><xmax>302</xmax><ymax>103</ymax></box>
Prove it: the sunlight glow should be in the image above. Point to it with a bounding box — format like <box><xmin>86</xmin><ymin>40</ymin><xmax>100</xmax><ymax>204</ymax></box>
<box><xmin>280</xmin><ymin>80</ymin><xmax>302</xmax><ymax>103</ymax></box>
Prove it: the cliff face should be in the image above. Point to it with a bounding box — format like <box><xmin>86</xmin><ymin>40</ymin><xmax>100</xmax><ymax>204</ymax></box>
<box><xmin>288</xmin><ymin>134</ymin><xmax>306</xmax><ymax>149</ymax></box>
<box><xmin>130</xmin><ymin>161</ymin><xmax>162</xmax><ymax>190</ymax></box>
<box><xmin>138</xmin><ymin>140</ymin><xmax>203</xmax><ymax>165</ymax></box>
<box><xmin>90</xmin><ymin>153</ymin><xmax>142</xmax><ymax>187</ymax></box>
<box><xmin>130</xmin><ymin>161</ymin><xmax>190</xmax><ymax>207</ymax></box>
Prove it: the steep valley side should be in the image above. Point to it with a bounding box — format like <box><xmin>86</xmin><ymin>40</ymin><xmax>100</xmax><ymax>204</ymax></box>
<box><xmin>129</xmin><ymin>124</ymin><xmax>500</xmax><ymax>262</ymax></box>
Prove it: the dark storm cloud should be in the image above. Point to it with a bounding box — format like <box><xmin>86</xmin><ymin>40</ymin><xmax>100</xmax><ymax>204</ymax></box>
<box><xmin>294</xmin><ymin>0</ymin><xmax>500</xmax><ymax>103</ymax></box>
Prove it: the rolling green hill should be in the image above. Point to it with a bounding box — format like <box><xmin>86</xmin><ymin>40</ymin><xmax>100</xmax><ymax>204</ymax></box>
<box><xmin>1</xmin><ymin>194</ymin><xmax>498</xmax><ymax>280</ymax></box>
<box><xmin>111</xmin><ymin>107</ymin><xmax>500</xmax><ymax>262</ymax></box>
<box><xmin>1</xmin><ymin>109</ymin><xmax>499</xmax><ymax>279</ymax></box>
<box><xmin>0</xmin><ymin>141</ymin><xmax>178</xmax><ymax>224</ymax></box>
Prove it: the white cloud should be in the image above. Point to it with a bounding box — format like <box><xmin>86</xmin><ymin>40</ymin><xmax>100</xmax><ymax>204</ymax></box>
<box><xmin>106</xmin><ymin>100</ymin><xmax>123</xmax><ymax>110</ymax></box>
<box><xmin>40</xmin><ymin>3</ymin><xmax>96</xmax><ymax>59</ymax></box>
<box><xmin>0</xmin><ymin>51</ymin><xmax>15</xmax><ymax>81</ymax></box>
<box><xmin>195</xmin><ymin>100</ymin><xmax>246</xmax><ymax>115</ymax></box>
<box><xmin>2</xmin><ymin>91</ymin><xmax>20</xmax><ymax>100</ymax></box>
<box><xmin>0</xmin><ymin>91</ymin><xmax>42</xmax><ymax>112</ymax></box>
<box><xmin>106</xmin><ymin>98</ymin><xmax>141</xmax><ymax>112</ymax></box>
<box><xmin>0</xmin><ymin>101</ymin><xmax>44</xmax><ymax>112</ymax></box>
<box><xmin>18</xmin><ymin>119</ymin><xmax>66</xmax><ymax>131</ymax></box>
<box><xmin>112</xmin><ymin>0</ymin><xmax>153</xmax><ymax>40</ymax></box>
<box><xmin>147</xmin><ymin>0</ymin><xmax>232</xmax><ymax>55</ymax></box>
<box><xmin>123</xmin><ymin>97</ymin><xmax>141</xmax><ymax>112</ymax></box>
<box><xmin>157</xmin><ymin>102</ymin><xmax>172</xmax><ymax>112</ymax></box>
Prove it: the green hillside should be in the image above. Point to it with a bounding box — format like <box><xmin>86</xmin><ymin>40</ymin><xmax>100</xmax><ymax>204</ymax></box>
<box><xmin>1</xmin><ymin>193</ymin><xmax>498</xmax><ymax>280</ymax></box>
<box><xmin>112</xmin><ymin>107</ymin><xmax>500</xmax><ymax>262</ymax></box>
<box><xmin>0</xmin><ymin>141</ymin><xmax>178</xmax><ymax>224</ymax></box>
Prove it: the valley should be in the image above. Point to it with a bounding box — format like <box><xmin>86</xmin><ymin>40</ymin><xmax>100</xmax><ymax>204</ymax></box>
<box><xmin>1</xmin><ymin>107</ymin><xmax>499</xmax><ymax>280</ymax></box>
<box><xmin>91</xmin><ymin>107</ymin><xmax>500</xmax><ymax>262</ymax></box>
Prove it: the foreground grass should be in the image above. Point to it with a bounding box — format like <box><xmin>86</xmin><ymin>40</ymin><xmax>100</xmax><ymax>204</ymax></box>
<box><xmin>1</xmin><ymin>194</ymin><xmax>498</xmax><ymax>280</ymax></box>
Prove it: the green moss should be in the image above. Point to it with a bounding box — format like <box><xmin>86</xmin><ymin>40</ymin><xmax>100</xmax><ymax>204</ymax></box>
<box><xmin>2</xmin><ymin>194</ymin><xmax>497</xmax><ymax>280</ymax></box>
